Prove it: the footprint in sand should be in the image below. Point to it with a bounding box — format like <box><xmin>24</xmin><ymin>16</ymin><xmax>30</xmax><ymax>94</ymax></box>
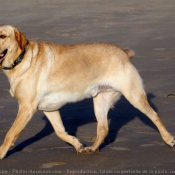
<box><xmin>109</xmin><ymin>146</ymin><xmax>130</xmax><ymax>151</ymax></box>
<box><xmin>40</xmin><ymin>162</ymin><xmax>65</xmax><ymax>168</ymax></box>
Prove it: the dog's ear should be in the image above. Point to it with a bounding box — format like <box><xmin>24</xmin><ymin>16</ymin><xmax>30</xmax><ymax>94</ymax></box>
<box><xmin>14</xmin><ymin>28</ymin><xmax>27</xmax><ymax>50</ymax></box>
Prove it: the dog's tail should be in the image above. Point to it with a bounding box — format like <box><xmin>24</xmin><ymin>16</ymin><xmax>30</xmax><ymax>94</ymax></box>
<box><xmin>123</xmin><ymin>49</ymin><xmax>135</xmax><ymax>59</ymax></box>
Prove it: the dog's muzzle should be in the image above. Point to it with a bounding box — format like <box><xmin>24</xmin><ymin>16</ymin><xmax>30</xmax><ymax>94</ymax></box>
<box><xmin>0</xmin><ymin>49</ymin><xmax>8</xmax><ymax>64</ymax></box>
<box><xmin>0</xmin><ymin>49</ymin><xmax>8</xmax><ymax>59</ymax></box>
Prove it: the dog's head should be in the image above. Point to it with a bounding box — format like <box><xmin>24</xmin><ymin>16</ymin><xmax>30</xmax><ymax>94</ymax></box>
<box><xmin>0</xmin><ymin>25</ymin><xmax>27</xmax><ymax>69</ymax></box>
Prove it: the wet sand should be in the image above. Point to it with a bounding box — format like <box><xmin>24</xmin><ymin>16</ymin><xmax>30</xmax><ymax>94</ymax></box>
<box><xmin>0</xmin><ymin>1</ymin><xmax>175</xmax><ymax>174</ymax></box>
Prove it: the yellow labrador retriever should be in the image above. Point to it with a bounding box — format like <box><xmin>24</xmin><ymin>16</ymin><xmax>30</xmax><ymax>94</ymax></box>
<box><xmin>0</xmin><ymin>25</ymin><xmax>174</xmax><ymax>159</ymax></box>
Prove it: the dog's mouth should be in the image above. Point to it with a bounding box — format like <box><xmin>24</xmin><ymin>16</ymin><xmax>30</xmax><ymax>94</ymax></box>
<box><xmin>0</xmin><ymin>49</ymin><xmax>8</xmax><ymax>63</ymax></box>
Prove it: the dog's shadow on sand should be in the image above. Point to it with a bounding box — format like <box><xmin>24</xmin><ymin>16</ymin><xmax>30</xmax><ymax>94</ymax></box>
<box><xmin>7</xmin><ymin>93</ymin><xmax>158</xmax><ymax>157</ymax></box>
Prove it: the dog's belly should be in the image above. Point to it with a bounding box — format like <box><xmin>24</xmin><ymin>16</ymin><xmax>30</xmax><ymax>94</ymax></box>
<box><xmin>38</xmin><ymin>91</ymin><xmax>90</xmax><ymax>111</ymax></box>
<box><xmin>38</xmin><ymin>84</ymin><xmax>114</xmax><ymax>111</ymax></box>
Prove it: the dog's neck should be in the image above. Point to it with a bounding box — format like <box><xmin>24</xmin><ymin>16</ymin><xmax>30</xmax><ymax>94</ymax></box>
<box><xmin>3</xmin><ymin>41</ymin><xmax>28</xmax><ymax>70</ymax></box>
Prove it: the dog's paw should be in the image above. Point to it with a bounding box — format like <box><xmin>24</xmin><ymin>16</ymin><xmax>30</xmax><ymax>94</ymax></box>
<box><xmin>167</xmin><ymin>136</ymin><xmax>175</xmax><ymax>147</ymax></box>
<box><xmin>77</xmin><ymin>145</ymin><xmax>85</xmax><ymax>154</ymax></box>
<box><xmin>77</xmin><ymin>146</ymin><xmax>99</xmax><ymax>155</ymax></box>
<box><xmin>0</xmin><ymin>147</ymin><xmax>6</xmax><ymax>160</ymax></box>
<box><xmin>164</xmin><ymin>135</ymin><xmax>175</xmax><ymax>147</ymax></box>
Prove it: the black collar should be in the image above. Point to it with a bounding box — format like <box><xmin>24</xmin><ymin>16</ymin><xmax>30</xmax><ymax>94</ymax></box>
<box><xmin>3</xmin><ymin>41</ymin><xmax>28</xmax><ymax>70</ymax></box>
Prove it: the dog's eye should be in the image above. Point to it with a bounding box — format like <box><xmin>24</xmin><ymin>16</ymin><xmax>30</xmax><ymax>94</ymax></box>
<box><xmin>0</xmin><ymin>35</ymin><xmax>6</xmax><ymax>39</ymax></box>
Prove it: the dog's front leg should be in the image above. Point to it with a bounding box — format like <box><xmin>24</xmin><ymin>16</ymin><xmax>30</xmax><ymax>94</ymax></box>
<box><xmin>0</xmin><ymin>104</ymin><xmax>36</xmax><ymax>159</ymax></box>
<box><xmin>44</xmin><ymin>111</ymin><xmax>84</xmax><ymax>152</ymax></box>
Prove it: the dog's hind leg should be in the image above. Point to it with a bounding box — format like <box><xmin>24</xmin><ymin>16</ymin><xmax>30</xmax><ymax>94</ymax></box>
<box><xmin>125</xmin><ymin>91</ymin><xmax>175</xmax><ymax>147</ymax></box>
<box><xmin>43</xmin><ymin>111</ymin><xmax>84</xmax><ymax>152</ymax></box>
<box><xmin>120</xmin><ymin>64</ymin><xmax>175</xmax><ymax>147</ymax></box>
<box><xmin>79</xmin><ymin>91</ymin><xmax>121</xmax><ymax>154</ymax></box>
